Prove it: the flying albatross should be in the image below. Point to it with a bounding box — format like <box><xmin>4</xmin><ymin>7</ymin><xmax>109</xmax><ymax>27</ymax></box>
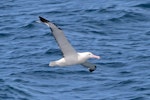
<box><xmin>39</xmin><ymin>16</ymin><xmax>100</xmax><ymax>72</ymax></box>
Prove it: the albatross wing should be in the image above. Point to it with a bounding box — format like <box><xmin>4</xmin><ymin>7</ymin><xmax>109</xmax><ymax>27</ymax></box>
<box><xmin>39</xmin><ymin>16</ymin><xmax>77</xmax><ymax>59</ymax></box>
<box><xmin>81</xmin><ymin>61</ymin><xmax>97</xmax><ymax>72</ymax></box>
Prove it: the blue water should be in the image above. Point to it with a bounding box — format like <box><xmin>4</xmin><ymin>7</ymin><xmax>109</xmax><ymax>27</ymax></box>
<box><xmin>0</xmin><ymin>0</ymin><xmax>150</xmax><ymax>100</ymax></box>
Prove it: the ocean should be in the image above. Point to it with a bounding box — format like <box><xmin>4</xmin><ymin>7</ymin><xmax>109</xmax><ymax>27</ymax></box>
<box><xmin>0</xmin><ymin>0</ymin><xmax>150</xmax><ymax>100</ymax></box>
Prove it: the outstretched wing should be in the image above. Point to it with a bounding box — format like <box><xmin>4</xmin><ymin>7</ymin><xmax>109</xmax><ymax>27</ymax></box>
<box><xmin>39</xmin><ymin>16</ymin><xmax>77</xmax><ymax>58</ymax></box>
<box><xmin>81</xmin><ymin>61</ymin><xmax>97</xmax><ymax>72</ymax></box>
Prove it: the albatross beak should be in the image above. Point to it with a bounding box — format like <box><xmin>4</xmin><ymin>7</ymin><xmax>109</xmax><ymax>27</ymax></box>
<box><xmin>92</xmin><ymin>54</ymin><xmax>100</xmax><ymax>59</ymax></box>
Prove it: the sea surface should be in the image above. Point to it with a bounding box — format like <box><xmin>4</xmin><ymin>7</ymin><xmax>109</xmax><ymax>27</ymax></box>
<box><xmin>0</xmin><ymin>0</ymin><xmax>150</xmax><ymax>100</ymax></box>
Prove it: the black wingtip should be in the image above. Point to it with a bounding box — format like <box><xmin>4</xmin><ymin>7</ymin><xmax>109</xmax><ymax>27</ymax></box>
<box><xmin>39</xmin><ymin>16</ymin><xmax>49</xmax><ymax>23</ymax></box>
<box><xmin>89</xmin><ymin>66</ymin><xmax>96</xmax><ymax>72</ymax></box>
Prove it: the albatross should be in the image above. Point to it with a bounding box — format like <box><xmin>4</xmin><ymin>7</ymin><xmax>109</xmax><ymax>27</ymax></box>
<box><xmin>39</xmin><ymin>16</ymin><xmax>100</xmax><ymax>72</ymax></box>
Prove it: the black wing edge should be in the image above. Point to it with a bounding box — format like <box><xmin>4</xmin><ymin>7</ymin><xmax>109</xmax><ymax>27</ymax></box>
<box><xmin>39</xmin><ymin>16</ymin><xmax>50</xmax><ymax>23</ymax></box>
<box><xmin>39</xmin><ymin>16</ymin><xmax>62</xmax><ymax>30</ymax></box>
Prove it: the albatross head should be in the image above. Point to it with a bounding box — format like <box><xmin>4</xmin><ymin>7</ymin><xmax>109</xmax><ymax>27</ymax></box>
<box><xmin>78</xmin><ymin>52</ymin><xmax>100</xmax><ymax>61</ymax></box>
<box><xmin>86</xmin><ymin>52</ymin><xmax>100</xmax><ymax>59</ymax></box>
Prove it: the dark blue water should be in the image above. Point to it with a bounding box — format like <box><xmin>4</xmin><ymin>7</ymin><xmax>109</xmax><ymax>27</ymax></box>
<box><xmin>0</xmin><ymin>0</ymin><xmax>150</xmax><ymax>100</ymax></box>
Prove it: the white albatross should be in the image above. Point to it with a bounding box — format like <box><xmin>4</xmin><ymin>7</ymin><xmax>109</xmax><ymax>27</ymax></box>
<box><xmin>39</xmin><ymin>16</ymin><xmax>100</xmax><ymax>72</ymax></box>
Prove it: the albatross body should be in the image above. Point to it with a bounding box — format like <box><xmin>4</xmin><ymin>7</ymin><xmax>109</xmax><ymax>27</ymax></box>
<box><xmin>39</xmin><ymin>16</ymin><xmax>100</xmax><ymax>72</ymax></box>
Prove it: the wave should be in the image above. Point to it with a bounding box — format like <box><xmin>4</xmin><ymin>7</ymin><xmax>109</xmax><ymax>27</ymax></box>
<box><xmin>0</xmin><ymin>33</ymin><xmax>12</xmax><ymax>38</ymax></box>
<box><xmin>134</xmin><ymin>3</ymin><xmax>150</xmax><ymax>8</ymax></box>
<box><xmin>19</xmin><ymin>21</ymin><xmax>37</xmax><ymax>29</ymax></box>
<box><xmin>100</xmin><ymin>62</ymin><xmax>127</xmax><ymax>68</ymax></box>
<box><xmin>0</xmin><ymin>84</ymin><xmax>32</xmax><ymax>99</ymax></box>
<box><xmin>108</xmin><ymin>11</ymin><xmax>147</xmax><ymax>23</ymax></box>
